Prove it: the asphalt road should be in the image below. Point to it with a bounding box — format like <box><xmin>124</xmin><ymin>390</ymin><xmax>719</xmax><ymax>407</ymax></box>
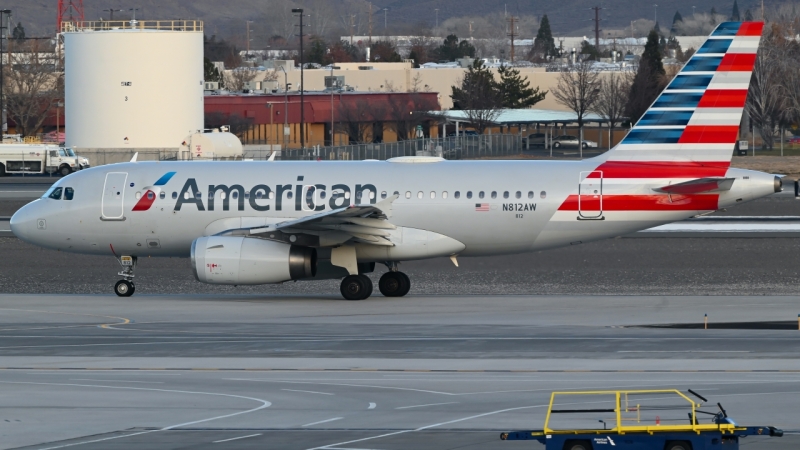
<box><xmin>1</xmin><ymin>294</ymin><xmax>799</xmax><ymax>450</ymax></box>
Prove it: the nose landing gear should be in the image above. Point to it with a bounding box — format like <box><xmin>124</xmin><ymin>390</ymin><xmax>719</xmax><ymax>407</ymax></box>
<box><xmin>114</xmin><ymin>255</ymin><xmax>136</xmax><ymax>297</ymax></box>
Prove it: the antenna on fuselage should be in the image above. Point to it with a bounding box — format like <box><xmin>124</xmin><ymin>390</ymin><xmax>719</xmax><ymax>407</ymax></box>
<box><xmin>130</xmin><ymin>152</ymin><xmax>139</xmax><ymax>162</ymax></box>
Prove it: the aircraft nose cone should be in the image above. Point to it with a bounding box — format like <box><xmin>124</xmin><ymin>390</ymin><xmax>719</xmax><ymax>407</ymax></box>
<box><xmin>10</xmin><ymin>202</ymin><xmax>37</xmax><ymax>243</ymax></box>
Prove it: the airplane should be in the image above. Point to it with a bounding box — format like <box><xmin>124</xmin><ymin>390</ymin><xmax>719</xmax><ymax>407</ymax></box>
<box><xmin>11</xmin><ymin>22</ymin><xmax>778</xmax><ymax>300</ymax></box>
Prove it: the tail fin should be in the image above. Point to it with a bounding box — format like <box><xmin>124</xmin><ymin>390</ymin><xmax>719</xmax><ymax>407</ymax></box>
<box><xmin>606</xmin><ymin>22</ymin><xmax>763</xmax><ymax>167</ymax></box>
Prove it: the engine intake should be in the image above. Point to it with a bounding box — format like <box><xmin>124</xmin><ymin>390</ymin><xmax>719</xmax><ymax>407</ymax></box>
<box><xmin>191</xmin><ymin>236</ymin><xmax>316</xmax><ymax>285</ymax></box>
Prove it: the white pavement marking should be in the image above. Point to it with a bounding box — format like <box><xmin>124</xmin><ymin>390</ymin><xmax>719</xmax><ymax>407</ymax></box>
<box><xmin>71</xmin><ymin>379</ymin><xmax>164</xmax><ymax>384</ymax></box>
<box><xmin>395</xmin><ymin>402</ymin><xmax>459</xmax><ymax>410</ymax></box>
<box><xmin>368</xmin><ymin>402</ymin><xmax>376</xmax><ymax>409</ymax></box>
<box><xmin>303</xmin><ymin>417</ymin><xmax>343</xmax><ymax>427</ymax></box>
<box><xmin>227</xmin><ymin>378</ymin><xmax>454</xmax><ymax>395</ymax></box>
<box><xmin>0</xmin><ymin>380</ymin><xmax>270</xmax><ymax>449</ymax></box>
<box><xmin>282</xmin><ymin>388</ymin><xmax>334</xmax><ymax>395</ymax></box>
<box><xmin>212</xmin><ymin>433</ymin><xmax>262</xmax><ymax>443</ymax></box>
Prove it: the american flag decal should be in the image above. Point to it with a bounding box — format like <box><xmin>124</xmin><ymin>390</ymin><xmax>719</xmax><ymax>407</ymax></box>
<box><xmin>475</xmin><ymin>203</ymin><xmax>490</xmax><ymax>212</ymax></box>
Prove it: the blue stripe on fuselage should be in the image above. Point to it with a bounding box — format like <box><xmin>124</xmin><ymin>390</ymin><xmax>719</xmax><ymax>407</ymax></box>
<box><xmin>154</xmin><ymin>172</ymin><xmax>177</xmax><ymax>186</ymax></box>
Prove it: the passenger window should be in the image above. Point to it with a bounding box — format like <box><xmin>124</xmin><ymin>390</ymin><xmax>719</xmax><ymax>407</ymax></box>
<box><xmin>245</xmin><ymin>192</ymin><xmax>250</xmax><ymax>199</ymax></box>
<box><xmin>184</xmin><ymin>192</ymin><xmax>190</xmax><ymax>200</ymax></box>
<box><xmin>417</xmin><ymin>191</ymin><xmax>423</xmax><ymax>199</ymax></box>
<box><xmin>147</xmin><ymin>191</ymin><xmax>155</xmax><ymax>200</ymax></box>
<box><xmin>503</xmin><ymin>191</ymin><xmax>509</xmax><ymax>199</ymax></box>
<box><xmin>287</xmin><ymin>192</ymin><xmax>293</xmax><ymax>199</ymax></box>
<box><xmin>442</xmin><ymin>191</ymin><xmax>448</xmax><ymax>199</ymax></box>
<box><xmin>160</xmin><ymin>191</ymin><xmax>166</xmax><ymax>199</ymax></box>
<box><xmin>344</xmin><ymin>191</ymin><xmax>351</xmax><ymax>199</ymax></box>
<box><xmin>515</xmin><ymin>191</ymin><xmax>521</xmax><ymax>199</ymax></box>
<box><xmin>269</xmin><ymin>192</ymin><xmax>274</xmax><ymax>199</ymax></box>
<box><xmin>467</xmin><ymin>191</ymin><xmax>472</xmax><ymax>199</ymax></box>
<box><xmin>381</xmin><ymin>191</ymin><xmax>387</xmax><ymax>199</ymax></box>
<box><xmin>455</xmin><ymin>191</ymin><xmax>460</xmax><ymax>199</ymax></box>
<box><xmin>356</xmin><ymin>191</ymin><xmax>362</xmax><ymax>199</ymax></box>
<box><xmin>172</xmin><ymin>192</ymin><xmax>178</xmax><ymax>199</ymax></box>
<box><xmin>135</xmin><ymin>192</ymin><xmax>142</xmax><ymax>199</ymax></box>
<box><xmin>256</xmin><ymin>191</ymin><xmax>263</xmax><ymax>199</ymax></box>
<box><xmin>64</xmin><ymin>187</ymin><xmax>74</xmax><ymax>200</ymax></box>
<box><xmin>528</xmin><ymin>191</ymin><xmax>534</xmax><ymax>199</ymax></box>
<box><xmin>479</xmin><ymin>191</ymin><xmax>485</xmax><ymax>199</ymax></box>
<box><xmin>405</xmin><ymin>191</ymin><xmax>411</xmax><ymax>199</ymax></box>
<box><xmin>369</xmin><ymin>191</ymin><xmax>375</xmax><ymax>199</ymax></box>
<box><xmin>48</xmin><ymin>187</ymin><xmax>63</xmax><ymax>200</ymax></box>
<box><xmin>220</xmin><ymin>192</ymin><xmax>227</xmax><ymax>200</ymax></box>
<box><xmin>195</xmin><ymin>192</ymin><xmax>202</xmax><ymax>199</ymax></box>
<box><xmin>491</xmin><ymin>191</ymin><xmax>497</xmax><ymax>199</ymax></box>
<box><xmin>430</xmin><ymin>191</ymin><xmax>436</xmax><ymax>199</ymax></box>
<box><xmin>540</xmin><ymin>191</ymin><xmax>547</xmax><ymax>199</ymax></box>
<box><xmin>320</xmin><ymin>191</ymin><xmax>326</xmax><ymax>199</ymax></box>
<box><xmin>393</xmin><ymin>191</ymin><xmax>399</xmax><ymax>197</ymax></box>
<box><xmin>232</xmin><ymin>191</ymin><xmax>239</xmax><ymax>199</ymax></box>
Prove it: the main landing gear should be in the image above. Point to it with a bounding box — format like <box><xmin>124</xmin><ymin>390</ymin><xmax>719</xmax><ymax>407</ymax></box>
<box><xmin>339</xmin><ymin>263</ymin><xmax>410</xmax><ymax>300</ymax></box>
<box><xmin>114</xmin><ymin>255</ymin><xmax>136</xmax><ymax>297</ymax></box>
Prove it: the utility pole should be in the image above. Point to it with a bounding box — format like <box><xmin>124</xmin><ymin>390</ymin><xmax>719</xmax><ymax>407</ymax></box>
<box><xmin>435</xmin><ymin>9</ymin><xmax>439</xmax><ymax>28</ymax></box>
<box><xmin>292</xmin><ymin>8</ymin><xmax>306</xmax><ymax>151</ymax></box>
<box><xmin>653</xmin><ymin>4</ymin><xmax>658</xmax><ymax>24</ymax></box>
<box><xmin>0</xmin><ymin>10</ymin><xmax>9</xmax><ymax>134</ymax></box>
<box><xmin>383</xmin><ymin>8</ymin><xmax>387</xmax><ymax>31</ymax></box>
<box><xmin>469</xmin><ymin>21</ymin><xmax>474</xmax><ymax>40</ymax></box>
<box><xmin>368</xmin><ymin>2</ymin><xmax>373</xmax><ymax>45</ymax></box>
<box><xmin>506</xmin><ymin>16</ymin><xmax>517</xmax><ymax>62</ymax></box>
<box><xmin>246</xmin><ymin>20</ymin><xmax>253</xmax><ymax>55</ymax></box>
<box><xmin>592</xmin><ymin>6</ymin><xmax>602</xmax><ymax>48</ymax></box>
<box><xmin>350</xmin><ymin>14</ymin><xmax>355</xmax><ymax>45</ymax></box>
<box><xmin>761</xmin><ymin>0</ymin><xmax>765</xmax><ymax>20</ymax></box>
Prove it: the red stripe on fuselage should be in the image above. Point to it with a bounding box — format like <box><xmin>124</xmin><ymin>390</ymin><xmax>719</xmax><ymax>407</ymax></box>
<box><xmin>587</xmin><ymin>161</ymin><xmax>730</xmax><ymax>179</ymax></box>
<box><xmin>557</xmin><ymin>194</ymin><xmax>719</xmax><ymax>211</ymax></box>
<box><xmin>697</xmin><ymin>90</ymin><xmax>748</xmax><ymax>108</ymax></box>
<box><xmin>678</xmin><ymin>125</ymin><xmax>740</xmax><ymax>144</ymax></box>
<box><xmin>737</xmin><ymin>22</ymin><xmax>764</xmax><ymax>36</ymax></box>
<box><xmin>132</xmin><ymin>190</ymin><xmax>156</xmax><ymax>211</ymax></box>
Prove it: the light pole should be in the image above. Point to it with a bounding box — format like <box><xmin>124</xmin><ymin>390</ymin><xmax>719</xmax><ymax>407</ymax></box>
<box><xmin>383</xmin><ymin>8</ymin><xmax>388</xmax><ymax>30</ymax></box>
<box><xmin>653</xmin><ymin>4</ymin><xmax>658</xmax><ymax>24</ymax></box>
<box><xmin>329</xmin><ymin>64</ymin><xmax>340</xmax><ymax>147</ymax></box>
<box><xmin>435</xmin><ymin>9</ymin><xmax>439</xmax><ymax>28</ymax></box>
<box><xmin>692</xmin><ymin>6</ymin><xmax>696</xmax><ymax>15</ymax></box>
<box><xmin>291</xmin><ymin>8</ymin><xmax>305</xmax><ymax>152</ymax></box>
<box><xmin>0</xmin><ymin>10</ymin><xmax>10</xmax><ymax>134</ymax></box>
<box><xmin>279</xmin><ymin>65</ymin><xmax>289</xmax><ymax>151</ymax></box>
<box><xmin>103</xmin><ymin>9</ymin><xmax>123</xmax><ymax>20</ymax></box>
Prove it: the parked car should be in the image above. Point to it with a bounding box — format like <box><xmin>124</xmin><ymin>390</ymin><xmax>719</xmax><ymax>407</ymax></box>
<box><xmin>447</xmin><ymin>130</ymin><xmax>479</xmax><ymax>137</ymax></box>
<box><xmin>788</xmin><ymin>136</ymin><xmax>800</xmax><ymax>145</ymax></box>
<box><xmin>551</xmin><ymin>135</ymin><xmax>598</xmax><ymax>149</ymax></box>
<box><xmin>521</xmin><ymin>133</ymin><xmax>548</xmax><ymax>147</ymax></box>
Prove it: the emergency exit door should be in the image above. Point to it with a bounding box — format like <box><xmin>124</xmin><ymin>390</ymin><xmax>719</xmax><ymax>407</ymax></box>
<box><xmin>578</xmin><ymin>171</ymin><xmax>603</xmax><ymax>219</ymax></box>
<box><xmin>102</xmin><ymin>172</ymin><xmax>128</xmax><ymax>220</ymax></box>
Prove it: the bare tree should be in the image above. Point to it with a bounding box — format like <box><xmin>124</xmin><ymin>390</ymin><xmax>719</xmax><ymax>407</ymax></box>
<box><xmin>593</xmin><ymin>72</ymin><xmax>630</xmax><ymax>149</ymax></box>
<box><xmin>308</xmin><ymin>0</ymin><xmax>333</xmax><ymax>37</ymax></box>
<box><xmin>5</xmin><ymin>39</ymin><xmax>63</xmax><ymax>138</ymax></box>
<box><xmin>385</xmin><ymin>94</ymin><xmax>439</xmax><ymax>140</ymax></box>
<box><xmin>552</xmin><ymin>61</ymin><xmax>601</xmax><ymax>157</ymax></box>
<box><xmin>746</xmin><ymin>37</ymin><xmax>785</xmax><ymax>149</ymax></box>
<box><xmin>336</xmin><ymin>99</ymin><xmax>380</xmax><ymax>144</ymax></box>
<box><xmin>224</xmin><ymin>67</ymin><xmax>258</xmax><ymax>91</ymax></box>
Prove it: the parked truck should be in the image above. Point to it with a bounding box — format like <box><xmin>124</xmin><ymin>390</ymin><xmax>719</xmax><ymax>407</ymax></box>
<box><xmin>0</xmin><ymin>144</ymin><xmax>83</xmax><ymax>176</ymax></box>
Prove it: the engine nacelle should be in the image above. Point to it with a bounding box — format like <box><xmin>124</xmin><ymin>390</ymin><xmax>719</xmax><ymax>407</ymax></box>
<box><xmin>191</xmin><ymin>236</ymin><xmax>316</xmax><ymax>285</ymax></box>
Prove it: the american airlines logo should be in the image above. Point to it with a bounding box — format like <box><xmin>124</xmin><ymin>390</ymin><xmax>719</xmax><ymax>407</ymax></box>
<box><xmin>131</xmin><ymin>172</ymin><xmax>177</xmax><ymax>212</ymax></box>
<box><xmin>170</xmin><ymin>176</ymin><xmax>378</xmax><ymax>212</ymax></box>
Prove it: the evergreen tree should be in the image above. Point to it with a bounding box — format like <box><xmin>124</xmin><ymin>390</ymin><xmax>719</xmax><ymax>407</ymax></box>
<box><xmin>497</xmin><ymin>65</ymin><xmax>547</xmax><ymax>108</ymax></box>
<box><xmin>731</xmin><ymin>0</ymin><xmax>741</xmax><ymax>21</ymax></box>
<box><xmin>308</xmin><ymin>36</ymin><xmax>328</xmax><ymax>65</ymax></box>
<box><xmin>438</xmin><ymin>34</ymin><xmax>460</xmax><ymax>61</ymax></box>
<box><xmin>625</xmin><ymin>29</ymin><xmax>665</xmax><ymax>123</ymax></box>
<box><xmin>744</xmin><ymin>9</ymin><xmax>753</xmax><ymax>21</ymax></box>
<box><xmin>11</xmin><ymin>22</ymin><xmax>24</xmax><ymax>40</ymax></box>
<box><xmin>203</xmin><ymin>57</ymin><xmax>223</xmax><ymax>85</ymax></box>
<box><xmin>580</xmin><ymin>41</ymin><xmax>601</xmax><ymax>61</ymax></box>
<box><xmin>670</xmin><ymin>11</ymin><xmax>683</xmax><ymax>35</ymax></box>
<box><xmin>533</xmin><ymin>15</ymin><xmax>557</xmax><ymax>59</ymax></box>
<box><xmin>450</xmin><ymin>60</ymin><xmax>502</xmax><ymax>133</ymax></box>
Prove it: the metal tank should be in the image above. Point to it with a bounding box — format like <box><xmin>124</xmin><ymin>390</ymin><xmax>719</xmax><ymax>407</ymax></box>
<box><xmin>63</xmin><ymin>21</ymin><xmax>204</xmax><ymax>154</ymax></box>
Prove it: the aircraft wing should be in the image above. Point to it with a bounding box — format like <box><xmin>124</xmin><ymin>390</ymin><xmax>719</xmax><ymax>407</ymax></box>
<box><xmin>653</xmin><ymin>178</ymin><xmax>735</xmax><ymax>195</ymax></box>
<box><xmin>249</xmin><ymin>195</ymin><xmax>399</xmax><ymax>247</ymax></box>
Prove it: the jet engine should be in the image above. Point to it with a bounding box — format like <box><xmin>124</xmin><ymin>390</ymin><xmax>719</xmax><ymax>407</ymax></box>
<box><xmin>191</xmin><ymin>236</ymin><xmax>316</xmax><ymax>285</ymax></box>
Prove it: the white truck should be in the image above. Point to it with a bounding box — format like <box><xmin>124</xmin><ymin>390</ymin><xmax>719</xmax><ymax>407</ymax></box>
<box><xmin>0</xmin><ymin>144</ymin><xmax>83</xmax><ymax>176</ymax></box>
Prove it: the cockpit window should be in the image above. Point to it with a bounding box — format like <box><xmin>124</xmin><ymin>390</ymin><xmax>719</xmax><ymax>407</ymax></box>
<box><xmin>64</xmin><ymin>187</ymin><xmax>74</xmax><ymax>200</ymax></box>
<box><xmin>48</xmin><ymin>187</ymin><xmax>63</xmax><ymax>200</ymax></box>
<box><xmin>58</xmin><ymin>149</ymin><xmax>67</xmax><ymax>157</ymax></box>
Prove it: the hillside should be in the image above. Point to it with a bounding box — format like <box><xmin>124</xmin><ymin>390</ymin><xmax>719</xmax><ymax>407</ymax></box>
<box><xmin>11</xmin><ymin>0</ymin><xmax>775</xmax><ymax>40</ymax></box>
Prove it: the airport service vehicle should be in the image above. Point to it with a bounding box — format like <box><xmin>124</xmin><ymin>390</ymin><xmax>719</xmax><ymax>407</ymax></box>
<box><xmin>552</xmin><ymin>135</ymin><xmax>598</xmax><ymax>149</ymax></box>
<box><xmin>0</xmin><ymin>144</ymin><xmax>81</xmax><ymax>176</ymax></box>
<box><xmin>501</xmin><ymin>389</ymin><xmax>783</xmax><ymax>450</ymax></box>
<box><xmin>10</xmin><ymin>22</ymin><xmax>781</xmax><ymax>300</ymax></box>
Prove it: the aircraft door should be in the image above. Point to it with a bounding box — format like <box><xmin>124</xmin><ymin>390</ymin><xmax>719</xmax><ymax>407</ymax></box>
<box><xmin>102</xmin><ymin>172</ymin><xmax>128</xmax><ymax>220</ymax></box>
<box><xmin>578</xmin><ymin>171</ymin><xmax>603</xmax><ymax>219</ymax></box>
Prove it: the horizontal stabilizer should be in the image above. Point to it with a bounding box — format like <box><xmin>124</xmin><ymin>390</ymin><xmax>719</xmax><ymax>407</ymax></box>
<box><xmin>653</xmin><ymin>177</ymin><xmax>735</xmax><ymax>194</ymax></box>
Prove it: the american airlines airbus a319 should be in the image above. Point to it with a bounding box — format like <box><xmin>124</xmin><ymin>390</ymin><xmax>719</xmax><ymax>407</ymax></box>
<box><xmin>11</xmin><ymin>22</ymin><xmax>778</xmax><ymax>300</ymax></box>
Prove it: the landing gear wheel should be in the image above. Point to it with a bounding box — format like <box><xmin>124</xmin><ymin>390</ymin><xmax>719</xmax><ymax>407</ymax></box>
<box><xmin>396</xmin><ymin>272</ymin><xmax>410</xmax><ymax>297</ymax></box>
<box><xmin>114</xmin><ymin>280</ymin><xmax>134</xmax><ymax>297</ymax></box>
<box><xmin>340</xmin><ymin>275</ymin><xmax>371</xmax><ymax>300</ymax></box>
<box><xmin>59</xmin><ymin>166</ymin><xmax>71</xmax><ymax>176</ymax></box>
<box><xmin>379</xmin><ymin>272</ymin><xmax>404</xmax><ymax>297</ymax></box>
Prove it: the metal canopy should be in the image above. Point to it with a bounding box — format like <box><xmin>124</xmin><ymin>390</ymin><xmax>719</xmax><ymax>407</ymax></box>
<box><xmin>428</xmin><ymin>109</ymin><xmax>611</xmax><ymax>126</ymax></box>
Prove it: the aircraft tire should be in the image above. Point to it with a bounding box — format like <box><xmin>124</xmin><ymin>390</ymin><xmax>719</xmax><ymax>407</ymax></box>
<box><xmin>114</xmin><ymin>280</ymin><xmax>134</xmax><ymax>297</ymax></box>
<box><xmin>378</xmin><ymin>272</ymin><xmax>404</xmax><ymax>297</ymax></box>
<box><xmin>340</xmin><ymin>275</ymin><xmax>369</xmax><ymax>301</ymax></box>
<box><xmin>396</xmin><ymin>272</ymin><xmax>410</xmax><ymax>297</ymax></box>
<box><xmin>359</xmin><ymin>275</ymin><xmax>373</xmax><ymax>299</ymax></box>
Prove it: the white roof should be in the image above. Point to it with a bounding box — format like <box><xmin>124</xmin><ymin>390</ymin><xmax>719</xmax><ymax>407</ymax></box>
<box><xmin>430</xmin><ymin>109</ymin><xmax>610</xmax><ymax>125</ymax></box>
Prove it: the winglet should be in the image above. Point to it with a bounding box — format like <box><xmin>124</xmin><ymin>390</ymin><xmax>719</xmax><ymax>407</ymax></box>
<box><xmin>130</xmin><ymin>152</ymin><xmax>138</xmax><ymax>162</ymax></box>
<box><xmin>374</xmin><ymin>194</ymin><xmax>399</xmax><ymax>219</ymax></box>
<box><xmin>268</xmin><ymin>151</ymin><xmax>277</xmax><ymax>162</ymax></box>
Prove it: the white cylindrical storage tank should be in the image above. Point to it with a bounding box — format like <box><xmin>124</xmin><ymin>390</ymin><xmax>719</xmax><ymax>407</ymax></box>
<box><xmin>64</xmin><ymin>21</ymin><xmax>204</xmax><ymax>150</ymax></box>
